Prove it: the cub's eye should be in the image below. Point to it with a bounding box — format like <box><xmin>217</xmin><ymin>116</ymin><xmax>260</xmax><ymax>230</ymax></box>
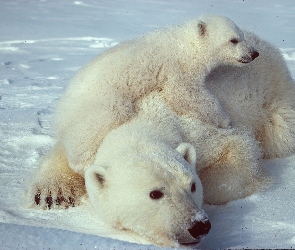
<box><xmin>150</xmin><ymin>190</ymin><xmax>164</xmax><ymax>200</ymax></box>
<box><xmin>230</xmin><ymin>38</ymin><xmax>239</xmax><ymax>44</ymax></box>
<box><xmin>191</xmin><ymin>182</ymin><xmax>196</xmax><ymax>193</ymax></box>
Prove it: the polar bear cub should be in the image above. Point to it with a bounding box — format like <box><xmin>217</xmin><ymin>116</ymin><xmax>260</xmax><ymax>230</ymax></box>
<box><xmin>55</xmin><ymin>15</ymin><xmax>259</xmax><ymax>173</ymax></box>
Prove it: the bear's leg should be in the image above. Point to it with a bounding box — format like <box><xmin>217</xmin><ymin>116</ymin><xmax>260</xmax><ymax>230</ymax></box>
<box><xmin>198</xmin><ymin>130</ymin><xmax>270</xmax><ymax>205</ymax></box>
<box><xmin>61</xmin><ymin>109</ymin><xmax>132</xmax><ymax>173</ymax></box>
<box><xmin>257</xmin><ymin>103</ymin><xmax>295</xmax><ymax>159</ymax></box>
<box><xmin>58</xmin><ymin>88</ymin><xmax>134</xmax><ymax>173</ymax></box>
<box><xmin>27</xmin><ymin>143</ymin><xmax>86</xmax><ymax>209</ymax></box>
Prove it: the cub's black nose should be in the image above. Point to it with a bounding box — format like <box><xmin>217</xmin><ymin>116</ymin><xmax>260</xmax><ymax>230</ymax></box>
<box><xmin>188</xmin><ymin>219</ymin><xmax>211</xmax><ymax>239</ymax></box>
<box><xmin>251</xmin><ymin>51</ymin><xmax>259</xmax><ymax>60</ymax></box>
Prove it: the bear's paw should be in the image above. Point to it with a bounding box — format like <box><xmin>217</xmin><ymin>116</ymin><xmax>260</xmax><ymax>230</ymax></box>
<box><xmin>28</xmin><ymin>174</ymin><xmax>86</xmax><ymax>210</ymax></box>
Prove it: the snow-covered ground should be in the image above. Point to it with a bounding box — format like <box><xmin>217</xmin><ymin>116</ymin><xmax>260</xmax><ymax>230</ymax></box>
<box><xmin>1</xmin><ymin>0</ymin><xmax>295</xmax><ymax>249</ymax></box>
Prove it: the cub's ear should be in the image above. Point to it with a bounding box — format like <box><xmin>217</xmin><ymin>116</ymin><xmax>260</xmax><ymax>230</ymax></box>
<box><xmin>85</xmin><ymin>164</ymin><xmax>109</xmax><ymax>189</ymax></box>
<box><xmin>176</xmin><ymin>143</ymin><xmax>197</xmax><ymax>167</ymax></box>
<box><xmin>197</xmin><ymin>20</ymin><xmax>207</xmax><ymax>36</ymax></box>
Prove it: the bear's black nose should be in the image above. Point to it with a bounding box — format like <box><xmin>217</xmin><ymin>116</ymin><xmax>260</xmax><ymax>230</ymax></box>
<box><xmin>188</xmin><ymin>219</ymin><xmax>211</xmax><ymax>239</ymax></box>
<box><xmin>251</xmin><ymin>51</ymin><xmax>259</xmax><ymax>60</ymax></box>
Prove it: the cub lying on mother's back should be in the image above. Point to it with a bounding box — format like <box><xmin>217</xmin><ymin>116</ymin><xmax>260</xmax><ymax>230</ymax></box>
<box><xmin>56</xmin><ymin>15</ymin><xmax>259</xmax><ymax>172</ymax></box>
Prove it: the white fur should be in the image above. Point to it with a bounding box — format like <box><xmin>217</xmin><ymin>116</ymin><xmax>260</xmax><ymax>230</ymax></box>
<box><xmin>206</xmin><ymin>30</ymin><xmax>295</xmax><ymax>159</ymax></box>
<box><xmin>27</xmin><ymin>15</ymin><xmax>295</xmax><ymax>247</ymax></box>
<box><xmin>55</xmin><ymin>15</ymin><xmax>257</xmax><ymax>173</ymax></box>
<box><xmin>85</xmin><ymin>106</ymin><xmax>205</xmax><ymax>246</ymax></box>
<box><xmin>84</xmin><ymin>92</ymin><xmax>265</xmax><ymax>245</ymax></box>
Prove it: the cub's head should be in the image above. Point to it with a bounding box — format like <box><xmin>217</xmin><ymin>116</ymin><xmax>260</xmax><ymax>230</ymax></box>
<box><xmin>85</xmin><ymin>142</ymin><xmax>210</xmax><ymax>247</ymax></box>
<box><xmin>192</xmin><ymin>15</ymin><xmax>259</xmax><ymax>67</ymax></box>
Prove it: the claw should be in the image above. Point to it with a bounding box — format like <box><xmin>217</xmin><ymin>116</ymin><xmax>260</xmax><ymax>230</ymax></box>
<box><xmin>46</xmin><ymin>192</ymin><xmax>53</xmax><ymax>209</ymax></box>
<box><xmin>55</xmin><ymin>188</ymin><xmax>64</xmax><ymax>206</ymax></box>
<box><xmin>68</xmin><ymin>196</ymin><xmax>75</xmax><ymax>207</ymax></box>
<box><xmin>34</xmin><ymin>190</ymin><xmax>41</xmax><ymax>205</ymax></box>
<box><xmin>55</xmin><ymin>196</ymin><xmax>65</xmax><ymax>206</ymax></box>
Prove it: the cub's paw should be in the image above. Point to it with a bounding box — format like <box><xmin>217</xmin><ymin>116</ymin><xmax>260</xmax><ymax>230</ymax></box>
<box><xmin>28</xmin><ymin>175</ymin><xmax>86</xmax><ymax>209</ymax></box>
<box><xmin>207</xmin><ymin>103</ymin><xmax>231</xmax><ymax>129</ymax></box>
<box><xmin>216</xmin><ymin>112</ymin><xmax>232</xmax><ymax>129</ymax></box>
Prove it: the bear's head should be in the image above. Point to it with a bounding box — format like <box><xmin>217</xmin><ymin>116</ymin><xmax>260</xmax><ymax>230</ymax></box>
<box><xmin>85</xmin><ymin>142</ymin><xmax>211</xmax><ymax>247</ymax></box>
<box><xmin>192</xmin><ymin>15</ymin><xmax>259</xmax><ymax>68</ymax></box>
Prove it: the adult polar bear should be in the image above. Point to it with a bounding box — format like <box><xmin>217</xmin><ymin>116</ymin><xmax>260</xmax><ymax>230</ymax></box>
<box><xmin>54</xmin><ymin>15</ymin><xmax>258</xmax><ymax>173</ymax></box>
<box><xmin>27</xmin><ymin>16</ymin><xmax>295</xmax><ymax>247</ymax></box>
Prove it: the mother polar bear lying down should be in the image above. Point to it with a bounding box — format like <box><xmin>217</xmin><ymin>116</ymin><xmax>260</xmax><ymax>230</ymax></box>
<box><xmin>27</xmin><ymin>15</ymin><xmax>295</xmax><ymax>247</ymax></box>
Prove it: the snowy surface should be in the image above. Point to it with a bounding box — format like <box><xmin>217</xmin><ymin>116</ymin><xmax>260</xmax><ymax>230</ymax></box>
<box><xmin>1</xmin><ymin>0</ymin><xmax>295</xmax><ymax>249</ymax></box>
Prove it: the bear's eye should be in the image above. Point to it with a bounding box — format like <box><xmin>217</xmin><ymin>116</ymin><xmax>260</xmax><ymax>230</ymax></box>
<box><xmin>191</xmin><ymin>182</ymin><xmax>196</xmax><ymax>193</ymax></box>
<box><xmin>230</xmin><ymin>38</ymin><xmax>239</xmax><ymax>44</ymax></box>
<box><xmin>150</xmin><ymin>190</ymin><xmax>164</xmax><ymax>200</ymax></box>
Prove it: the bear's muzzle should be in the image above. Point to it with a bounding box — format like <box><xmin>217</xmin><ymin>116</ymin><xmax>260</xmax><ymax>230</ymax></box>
<box><xmin>177</xmin><ymin>210</ymin><xmax>211</xmax><ymax>246</ymax></box>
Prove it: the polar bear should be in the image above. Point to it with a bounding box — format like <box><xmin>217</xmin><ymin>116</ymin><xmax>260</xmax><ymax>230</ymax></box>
<box><xmin>85</xmin><ymin>101</ymin><xmax>212</xmax><ymax>246</ymax></box>
<box><xmin>55</xmin><ymin>15</ymin><xmax>258</xmax><ymax>173</ymax></box>
<box><xmin>31</xmin><ymin>91</ymin><xmax>264</xmax><ymax>247</ymax></box>
<box><xmin>84</xmin><ymin>93</ymin><xmax>266</xmax><ymax>246</ymax></box>
<box><xmin>27</xmin><ymin>18</ymin><xmax>295</xmax><ymax>247</ymax></box>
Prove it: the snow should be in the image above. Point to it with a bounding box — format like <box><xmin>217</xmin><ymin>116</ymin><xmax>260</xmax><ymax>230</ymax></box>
<box><xmin>1</xmin><ymin>0</ymin><xmax>295</xmax><ymax>249</ymax></box>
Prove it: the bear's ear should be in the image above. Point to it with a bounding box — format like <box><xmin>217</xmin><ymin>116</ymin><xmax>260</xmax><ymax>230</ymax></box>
<box><xmin>176</xmin><ymin>143</ymin><xmax>197</xmax><ymax>167</ymax></box>
<box><xmin>85</xmin><ymin>164</ymin><xmax>109</xmax><ymax>189</ymax></box>
<box><xmin>197</xmin><ymin>21</ymin><xmax>207</xmax><ymax>36</ymax></box>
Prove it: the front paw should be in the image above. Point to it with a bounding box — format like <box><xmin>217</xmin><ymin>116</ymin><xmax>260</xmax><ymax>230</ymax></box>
<box><xmin>28</xmin><ymin>176</ymin><xmax>85</xmax><ymax>209</ymax></box>
<box><xmin>33</xmin><ymin>186</ymin><xmax>76</xmax><ymax>209</ymax></box>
